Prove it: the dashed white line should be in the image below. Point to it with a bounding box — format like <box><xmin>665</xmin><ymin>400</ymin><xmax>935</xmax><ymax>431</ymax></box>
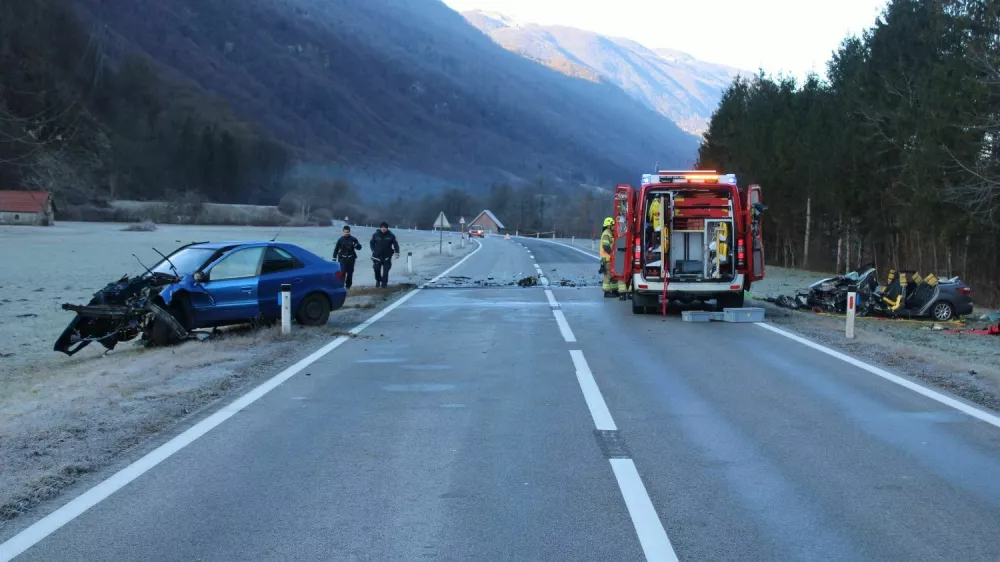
<box><xmin>569</xmin><ymin>350</ymin><xmax>615</xmax><ymax>429</ymax></box>
<box><xmin>533</xmin><ymin>263</ymin><xmax>540</xmax><ymax>268</ymax></box>
<box><xmin>566</xmin><ymin>347</ymin><xmax>677</xmax><ymax>561</ymax></box>
<box><xmin>544</xmin><ymin>289</ymin><xmax>560</xmax><ymax>309</ymax></box>
<box><xmin>611</xmin><ymin>459</ymin><xmax>680</xmax><ymax>562</ymax></box>
<box><xmin>755</xmin><ymin>322</ymin><xmax>1000</xmax><ymax>429</ymax></box>
<box><xmin>553</xmin><ymin>309</ymin><xmax>574</xmax><ymax>341</ymax></box>
<box><xmin>520</xmin><ymin>237</ymin><xmax>600</xmax><ymax>260</ymax></box>
<box><xmin>0</xmin><ymin>241</ymin><xmax>486</xmax><ymax>562</ymax></box>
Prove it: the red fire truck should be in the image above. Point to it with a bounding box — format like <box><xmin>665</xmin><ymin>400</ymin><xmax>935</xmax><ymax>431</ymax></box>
<box><xmin>608</xmin><ymin>170</ymin><xmax>767</xmax><ymax>315</ymax></box>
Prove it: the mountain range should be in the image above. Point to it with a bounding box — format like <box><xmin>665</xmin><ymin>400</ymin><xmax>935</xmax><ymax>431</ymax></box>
<box><xmin>66</xmin><ymin>0</ymin><xmax>702</xmax><ymax>199</ymax></box>
<box><xmin>461</xmin><ymin>10</ymin><xmax>746</xmax><ymax>136</ymax></box>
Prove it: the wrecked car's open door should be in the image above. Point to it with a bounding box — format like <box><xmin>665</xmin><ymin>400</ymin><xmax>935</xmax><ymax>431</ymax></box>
<box><xmin>746</xmin><ymin>184</ymin><xmax>765</xmax><ymax>281</ymax></box>
<box><xmin>611</xmin><ymin>184</ymin><xmax>633</xmax><ymax>284</ymax></box>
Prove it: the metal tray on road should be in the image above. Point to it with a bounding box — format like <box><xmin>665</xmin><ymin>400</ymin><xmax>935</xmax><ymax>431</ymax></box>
<box><xmin>723</xmin><ymin>307</ymin><xmax>766</xmax><ymax>323</ymax></box>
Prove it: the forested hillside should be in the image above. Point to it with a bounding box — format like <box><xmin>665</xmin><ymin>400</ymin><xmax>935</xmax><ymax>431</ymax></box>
<box><xmin>3</xmin><ymin>0</ymin><xmax>698</xmax><ymax>215</ymax></box>
<box><xmin>0</xmin><ymin>0</ymin><xmax>292</xmax><ymax>208</ymax></box>
<box><xmin>698</xmin><ymin>0</ymin><xmax>999</xmax><ymax>304</ymax></box>
<box><xmin>71</xmin><ymin>0</ymin><xmax>698</xmax><ymax>197</ymax></box>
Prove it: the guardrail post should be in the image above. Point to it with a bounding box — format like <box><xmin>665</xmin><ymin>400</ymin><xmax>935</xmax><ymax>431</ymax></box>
<box><xmin>846</xmin><ymin>284</ymin><xmax>857</xmax><ymax>339</ymax></box>
<box><xmin>280</xmin><ymin>283</ymin><xmax>292</xmax><ymax>335</ymax></box>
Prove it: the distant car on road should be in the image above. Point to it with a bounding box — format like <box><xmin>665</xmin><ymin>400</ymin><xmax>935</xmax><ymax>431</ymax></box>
<box><xmin>468</xmin><ymin>225</ymin><xmax>485</xmax><ymax>238</ymax></box>
<box><xmin>55</xmin><ymin>241</ymin><xmax>347</xmax><ymax>355</ymax></box>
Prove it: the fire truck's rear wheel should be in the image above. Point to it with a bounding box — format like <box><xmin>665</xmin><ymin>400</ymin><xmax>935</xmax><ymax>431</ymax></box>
<box><xmin>715</xmin><ymin>292</ymin><xmax>745</xmax><ymax>311</ymax></box>
<box><xmin>631</xmin><ymin>294</ymin><xmax>652</xmax><ymax>315</ymax></box>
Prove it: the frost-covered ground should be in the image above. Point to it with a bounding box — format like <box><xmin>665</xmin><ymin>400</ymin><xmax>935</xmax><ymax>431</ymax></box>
<box><xmin>551</xmin><ymin>236</ymin><xmax>1000</xmax><ymax>412</ymax></box>
<box><xmin>0</xmin><ymin>222</ymin><xmax>473</xmax><ymax>527</ymax></box>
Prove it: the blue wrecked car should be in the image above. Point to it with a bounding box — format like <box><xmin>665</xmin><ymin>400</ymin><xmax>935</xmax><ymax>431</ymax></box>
<box><xmin>55</xmin><ymin>241</ymin><xmax>347</xmax><ymax>355</ymax></box>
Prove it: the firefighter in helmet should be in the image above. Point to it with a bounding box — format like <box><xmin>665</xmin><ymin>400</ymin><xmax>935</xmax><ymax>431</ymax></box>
<box><xmin>599</xmin><ymin>217</ymin><xmax>616</xmax><ymax>297</ymax></box>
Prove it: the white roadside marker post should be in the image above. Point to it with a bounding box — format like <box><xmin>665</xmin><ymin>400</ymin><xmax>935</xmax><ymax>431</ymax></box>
<box><xmin>280</xmin><ymin>283</ymin><xmax>292</xmax><ymax>335</ymax></box>
<box><xmin>448</xmin><ymin>241</ymin><xmax>453</xmax><ymax>256</ymax></box>
<box><xmin>407</xmin><ymin>252</ymin><xmax>413</xmax><ymax>275</ymax></box>
<box><xmin>846</xmin><ymin>284</ymin><xmax>857</xmax><ymax>339</ymax></box>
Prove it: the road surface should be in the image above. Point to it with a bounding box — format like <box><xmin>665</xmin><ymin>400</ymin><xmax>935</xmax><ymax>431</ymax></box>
<box><xmin>4</xmin><ymin>235</ymin><xmax>1000</xmax><ymax>561</ymax></box>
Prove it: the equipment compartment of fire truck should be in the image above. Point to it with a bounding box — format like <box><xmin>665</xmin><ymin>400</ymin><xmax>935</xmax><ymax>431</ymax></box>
<box><xmin>612</xmin><ymin>170</ymin><xmax>766</xmax><ymax>315</ymax></box>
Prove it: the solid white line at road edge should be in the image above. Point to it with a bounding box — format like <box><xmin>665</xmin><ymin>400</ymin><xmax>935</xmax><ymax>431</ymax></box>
<box><xmin>611</xmin><ymin>459</ymin><xmax>680</xmax><ymax>562</ymax></box>
<box><xmin>569</xmin><ymin>350</ymin><xmax>615</xmax><ymax>430</ymax></box>
<box><xmin>0</xmin><ymin>239</ymin><xmax>485</xmax><ymax>562</ymax></box>
<box><xmin>754</xmin><ymin>322</ymin><xmax>1000</xmax><ymax>429</ymax></box>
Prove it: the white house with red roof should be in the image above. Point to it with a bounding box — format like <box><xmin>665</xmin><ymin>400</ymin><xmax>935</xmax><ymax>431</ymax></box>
<box><xmin>0</xmin><ymin>190</ymin><xmax>56</xmax><ymax>226</ymax></box>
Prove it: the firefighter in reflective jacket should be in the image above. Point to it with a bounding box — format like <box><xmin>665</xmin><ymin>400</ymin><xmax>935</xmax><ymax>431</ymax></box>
<box><xmin>599</xmin><ymin>217</ymin><xmax>616</xmax><ymax>297</ymax></box>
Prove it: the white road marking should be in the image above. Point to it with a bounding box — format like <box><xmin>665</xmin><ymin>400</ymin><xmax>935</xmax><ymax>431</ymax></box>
<box><xmin>544</xmin><ymin>289</ymin><xmax>560</xmax><ymax>309</ymax></box>
<box><xmin>533</xmin><ymin>263</ymin><xmax>540</xmax><ymax>268</ymax></box>
<box><xmin>568</xmin><ymin>350</ymin><xmax>614</xmax><ymax>430</ymax></box>
<box><xmin>519</xmin><ymin>237</ymin><xmax>600</xmax><ymax>260</ymax></box>
<box><xmin>553</xmin><ymin>309</ymin><xmax>574</xmax><ymax>341</ymax></box>
<box><xmin>539</xmin><ymin>276</ymin><xmax>550</xmax><ymax>287</ymax></box>
<box><xmin>544</xmin><ymin>291</ymin><xmax>675</xmax><ymax>561</ymax></box>
<box><xmin>755</xmin><ymin>322</ymin><xmax>1000</xmax><ymax>429</ymax></box>
<box><xmin>610</xmin><ymin>459</ymin><xmax>680</xmax><ymax>562</ymax></box>
<box><xmin>0</xmin><ymin>241</ymin><xmax>486</xmax><ymax>562</ymax></box>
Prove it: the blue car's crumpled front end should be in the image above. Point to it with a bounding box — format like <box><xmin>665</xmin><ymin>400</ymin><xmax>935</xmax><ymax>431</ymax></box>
<box><xmin>54</xmin><ymin>273</ymin><xmax>190</xmax><ymax>356</ymax></box>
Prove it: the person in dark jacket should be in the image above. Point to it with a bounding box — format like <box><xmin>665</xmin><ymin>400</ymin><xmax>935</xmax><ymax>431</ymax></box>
<box><xmin>370</xmin><ymin>221</ymin><xmax>400</xmax><ymax>288</ymax></box>
<box><xmin>333</xmin><ymin>225</ymin><xmax>363</xmax><ymax>289</ymax></box>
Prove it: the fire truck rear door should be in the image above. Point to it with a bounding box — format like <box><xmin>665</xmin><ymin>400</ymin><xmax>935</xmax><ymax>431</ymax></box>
<box><xmin>746</xmin><ymin>184</ymin><xmax>766</xmax><ymax>281</ymax></box>
<box><xmin>611</xmin><ymin>184</ymin><xmax>633</xmax><ymax>280</ymax></box>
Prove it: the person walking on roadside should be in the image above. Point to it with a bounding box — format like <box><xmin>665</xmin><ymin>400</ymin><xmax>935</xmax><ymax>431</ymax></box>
<box><xmin>333</xmin><ymin>225</ymin><xmax>362</xmax><ymax>290</ymax></box>
<box><xmin>370</xmin><ymin>221</ymin><xmax>400</xmax><ymax>288</ymax></box>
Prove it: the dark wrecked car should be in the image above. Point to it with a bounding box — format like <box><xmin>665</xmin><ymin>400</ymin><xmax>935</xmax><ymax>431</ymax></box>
<box><xmin>775</xmin><ymin>266</ymin><xmax>973</xmax><ymax>321</ymax></box>
<box><xmin>55</xmin><ymin>241</ymin><xmax>348</xmax><ymax>356</ymax></box>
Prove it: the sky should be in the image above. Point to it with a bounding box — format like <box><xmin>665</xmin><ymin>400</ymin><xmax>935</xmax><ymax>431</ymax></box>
<box><xmin>441</xmin><ymin>0</ymin><xmax>888</xmax><ymax>80</ymax></box>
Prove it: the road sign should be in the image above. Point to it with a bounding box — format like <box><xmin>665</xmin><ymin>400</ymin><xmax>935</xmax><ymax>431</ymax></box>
<box><xmin>433</xmin><ymin>212</ymin><xmax>451</xmax><ymax>230</ymax></box>
<box><xmin>459</xmin><ymin>217</ymin><xmax>465</xmax><ymax>224</ymax></box>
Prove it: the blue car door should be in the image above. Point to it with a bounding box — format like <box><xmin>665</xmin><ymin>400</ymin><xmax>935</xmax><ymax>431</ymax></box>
<box><xmin>200</xmin><ymin>246</ymin><xmax>265</xmax><ymax>325</ymax></box>
<box><xmin>258</xmin><ymin>246</ymin><xmax>306</xmax><ymax>320</ymax></box>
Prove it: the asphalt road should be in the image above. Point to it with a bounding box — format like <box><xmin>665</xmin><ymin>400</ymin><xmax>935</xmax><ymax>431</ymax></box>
<box><xmin>5</xmin><ymin>235</ymin><xmax>1000</xmax><ymax>561</ymax></box>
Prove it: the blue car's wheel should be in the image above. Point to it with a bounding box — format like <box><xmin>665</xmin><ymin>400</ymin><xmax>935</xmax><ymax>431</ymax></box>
<box><xmin>296</xmin><ymin>293</ymin><xmax>331</xmax><ymax>326</ymax></box>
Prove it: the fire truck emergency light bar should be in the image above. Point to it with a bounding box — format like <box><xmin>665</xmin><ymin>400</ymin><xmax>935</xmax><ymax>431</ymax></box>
<box><xmin>641</xmin><ymin>171</ymin><xmax>737</xmax><ymax>186</ymax></box>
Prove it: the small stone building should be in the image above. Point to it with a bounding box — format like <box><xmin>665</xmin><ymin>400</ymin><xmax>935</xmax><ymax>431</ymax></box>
<box><xmin>0</xmin><ymin>190</ymin><xmax>56</xmax><ymax>226</ymax></box>
<box><xmin>469</xmin><ymin>209</ymin><xmax>505</xmax><ymax>234</ymax></box>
